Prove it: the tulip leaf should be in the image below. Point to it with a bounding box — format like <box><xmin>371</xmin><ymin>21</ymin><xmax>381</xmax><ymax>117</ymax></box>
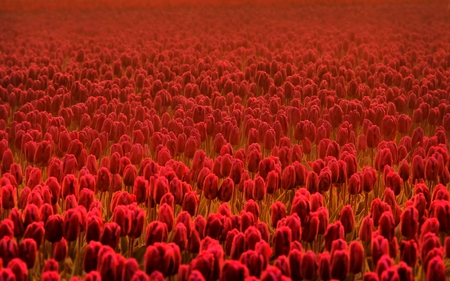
<box><xmin>133</xmin><ymin>244</ymin><xmax>147</xmax><ymax>261</ymax></box>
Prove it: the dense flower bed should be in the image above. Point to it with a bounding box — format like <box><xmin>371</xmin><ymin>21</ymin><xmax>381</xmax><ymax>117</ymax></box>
<box><xmin>0</xmin><ymin>2</ymin><xmax>450</xmax><ymax>280</ymax></box>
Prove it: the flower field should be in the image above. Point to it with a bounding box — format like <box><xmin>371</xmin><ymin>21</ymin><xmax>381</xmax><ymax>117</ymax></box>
<box><xmin>0</xmin><ymin>1</ymin><xmax>450</xmax><ymax>280</ymax></box>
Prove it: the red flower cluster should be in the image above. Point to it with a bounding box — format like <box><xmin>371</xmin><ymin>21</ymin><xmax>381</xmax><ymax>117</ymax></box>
<box><xmin>0</xmin><ymin>1</ymin><xmax>449</xmax><ymax>281</ymax></box>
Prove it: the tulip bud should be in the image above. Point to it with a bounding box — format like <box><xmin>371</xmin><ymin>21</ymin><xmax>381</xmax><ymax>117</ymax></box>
<box><xmin>349</xmin><ymin>241</ymin><xmax>364</xmax><ymax>274</ymax></box>
<box><xmin>84</xmin><ymin>213</ymin><xmax>102</xmax><ymax>242</ymax></box>
<box><xmin>366</xmin><ymin>125</ymin><xmax>381</xmax><ymax>148</ymax></box>
<box><xmin>274</xmin><ymin>255</ymin><xmax>290</xmax><ymax>277</ymax></box>
<box><xmin>182</xmin><ymin>191</ymin><xmax>198</xmax><ymax>216</ymax></box>
<box><xmin>125</xmin><ymin>204</ymin><xmax>144</xmax><ymax>240</ymax></box>
<box><xmin>121</xmin><ymin>258</ymin><xmax>139</xmax><ymax>281</ymax></box>
<box><xmin>324</xmin><ymin>221</ymin><xmax>345</xmax><ymax>252</ymax></box>
<box><xmin>84</xmin><ymin>155</ymin><xmax>98</xmax><ymax>176</ymax></box>
<box><xmin>157</xmin><ymin>203</ymin><xmax>174</xmax><ymax>232</ymax></box>
<box><xmin>100</xmin><ymin>222</ymin><xmax>121</xmax><ymax>249</ymax></box>
<box><xmin>247</xmin><ymin>149</ymin><xmax>262</xmax><ymax>174</ymax></box>
<box><xmin>7</xmin><ymin>258</ymin><xmax>27</xmax><ymax>281</ymax></box>
<box><xmin>239</xmin><ymin>250</ymin><xmax>264</xmax><ymax>278</ymax></box>
<box><xmin>81</xmin><ymin>241</ymin><xmax>102</xmax><ymax>274</ymax></box>
<box><xmin>339</xmin><ymin>205</ymin><xmax>354</xmax><ymax>234</ymax></box>
<box><xmin>217</xmin><ymin>178</ymin><xmax>233</xmax><ymax>203</ymax></box>
<box><xmin>1</xmin><ymin>185</ymin><xmax>15</xmax><ymax>210</ymax></box>
<box><xmin>311</xmin><ymin>252</ymin><xmax>328</xmax><ymax>281</ymax></box>
<box><xmin>399</xmin><ymin>206</ymin><xmax>418</xmax><ymax>239</ymax></box>
<box><xmin>272</xmin><ymin>226</ymin><xmax>291</xmax><ymax>257</ymax></box>
<box><xmin>392</xmin><ymin>262</ymin><xmax>412</xmax><ymax>281</ymax></box>
<box><xmin>330</xmin><ymin>249</ymin><xmax>349</xmax><ymax>281</ymax></box>
<box><xmin>397</xmin><ymin>238</ymin><xmax>418</xmax><ymax>269</ymax></box>
<box><xmin>83</xmin><ymin>271</ymin><xmax>102</xmax><ymax>281</ymax></box>
<box><xmin>378</xmin><ymin>211</ymin><xmax>395</xmax><ymax>241</ymax></box>
<box><xmin>145</xmin><ymin>221</ymin><xmax>168</xmax><ymax>246</ymax></box>
<box><xmin>52</xmin><ymin>238</ymin><xmax>68</xmax><ymax>262</ymax></box>
<box><xmin>64</xmin><ymin>194</ymin><xmax>78</xmax><ymax>211</ymax></box>
<box><xmin>112</xmin><ymin>205</ymin><xmax>131</xmax><ymax>237</ymax></box>
<box><xmin>227</xmin><ymin>159</ymin><xmax>243</xmax><ymax>186</ymax></box>
<box><xmin>1</xmin><ymin>149</ymin><xmax>13</xmax><ymax>173</ymax></box>
<box><xmin>297</xmin><ymin>250</ymin><xmax>316</xmax><ymax>280</ymax></box>
<box><xmin>205</xmin><ymin>214</ymin><xmax>223</xmax><ymax>241</ymax></box>
<box><xmin>153</xmin><ymin>176</ymin><xmax>169</xmax><ymax>205</ymax></box>
<box><xmin>97</xmin><ymin>248</ymin><xmax>118</xmax><ymax>281</ymax></box>
<box><xmin>26</xmin><ymin>167</ymin><xmax>42</xmax><ymax>189</ymax></box>
<box><xmin>123</xmin><ymin>164</ymin><xmax>137</xmax><ymax>187</ymax></box>
<box><xmin>281</xmin><ymin>165</ymin><xmax>296</xmax><ymax>191</ymax></box>
<box><xmin>42</xmin><ymin>213</ymin><xmax>63</xmax><ymax>243</ymax></box>
<box><xmin>96</xmin><ymin>167</ymin><xmax>111</xmax><ymax>193</ymax></box>
<box><xmin>376</xmin><ymin>254</ymin><xmax>394</xmax><ymax>279</ymax></box>
<box><xmin>0</xmin><ymin>218</ymin><xmax>13</xmax><ymax>240</ymax></box>
<box><xmin>23</xmin><ymin>221</ymin><xmax>44</xmax><ymax>250</ymax></box>
<box><xmin>429</xmin><ymin>200</ymin><xmax>450</xmax><ymax>233</ymax></box>
<box><xmin>18</xmin><ymin>238</ymin><xmax>37</xmax><ymax>269</ymax></box>
<box><xmin>203</xmin><ymin>173</ymin><xmax>219</xmax><ymax>201</ymax></box>
<box><xmin>260</xmin><ymin>266</ymin><xmax>283</xmax><ymax>281</ymax></box>
<box><xmin>243</xmin><ymin>179</ymin><xmax>255</xmax><ymax>201</ymax></box>
<box><xmin>42</xmin><ymin>259</ymin><xmax>59</xmax><ymax>274</ymax></box>
<box><xmin>263</xmin><ymin>171</ymin><xmax>279</xmax><ymax>196</ymax></box>
<box><xmin>426</xmin><ymin>256</ymin><xmax>446</xmax><ymax>281</ymax></box>
<box><xmin>0</xmin><ymin>236</ymin><xmax>18</xmax><ymax>267</ymax></box>
<box><xmin>362</xmin><ymin>166</ymin><xmax>377</xmax><ymax>193</ymax></box>
<box><xmin>63</xmin><ymin>209</ymin><xmax>82</xmax><ymax>242</ymax></box>
<box><xmin>271</xmin><ymin>202</ymin><xmax>286</xmax><ymax>229</ymax></box>
<box><xmin>371</xmin><ymin>234</ymin><xmax>389</xmax><ymax>266</ymax></box>
<box><xmin>290</xmin><ymin>194</ymin><xmax>310</xmax><ymax>226</ymax></box>
<box><xmin>78</xmin><ymin>188</ymin><xmax>94</xmax><ymax>211</ymax></box>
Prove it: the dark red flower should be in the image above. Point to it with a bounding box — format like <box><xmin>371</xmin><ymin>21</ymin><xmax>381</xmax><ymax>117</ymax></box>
<box><xmin>1</xmin><ymin>185</ymin><xmax>15</xmax><ymax>210</ymax></box>
<box><xmin>145</xmin><ymin>221</ymin><xmax>168</xmax><ymax>246</ymax></box>
<box><xmin>18</xmin><ymin>238</ymin><xmax>37</xmax><ymax>269</ymax></box>
<box><xmin>426</xmin><ymin>256</ymin><xmax>446</xmax><ymax>281</ymax></box>
<box><xmin>366</xmin><ymin>125</ymin><xmax>381</xmax><ymax>149</ymax></box>
<box><xmin>272</xmin><ymin>226</ymin><xmax>291</xmax><ymax>257</ymax></box>
<box><xmin>86</xmin><ymin>213</ymin><xmax>102</xmax><ymax>243</ymax></box>
<box><xmin>63</xmin><ymin>209</ymin><xmax>82</xmax><ymax>242</ymax></box>
<box><xmin>349</xmin><ymin>241</ymin><xmax>364</xmax><ymax>274</ymax></box>
<box><xmin>100</xmin><ymin>222</ymin><xmax>121</xmax><ymax>249</ymax></box>
<box><xmin>260</xmin><ymin>266</ymin><xmax>283</xmax><ymax>281</ymax></box>
<box><xmin>96</xmin><ymin>167</ymin><xmax>111</xmax><ymax>193</ymax></box>
<box><xmin>97</xmin><ymin>247</ymin><xmax>118</xmax><ymax>281</ymax></box>
<box><xmin>339</xmin><ymin>205</ymin><xmax>354</xmax><ymax>234</ymax></box>
<box><xmin>0</xmin><ymin>236</ymin><xmax>18</xmax><ymax>267</ymax></box>
<box><xmin>52</xmin><ymin>238</ymin><xmax>68</xmax><ymax>262</ymax></box>
<box><xmin>378</xmin><ymin>211</ymin><xmax>395</xmax><ymax>241</ymax></box>
<box><xmin>7</xmin><ymin>258</ymin><xmax>27</xmax><ymax>281</ymax></box>
<box><xmin>112</xmin><ymin>205</ymin><xmax>131</xmax><ymax>237</ymax></box>
<box><xmin>83</xmin><ymin>241</ymin><xmax>102</xmax><ymax>273</ymax></box>
<box><xmin>324</xmin><ymin>221</ymin><xmax>345</xmax><ymax>252</ymax></box>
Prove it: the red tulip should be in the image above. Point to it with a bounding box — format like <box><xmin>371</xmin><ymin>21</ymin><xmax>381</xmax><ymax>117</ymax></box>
<box><xmin>0</xmin><ymin>236</ymin><xmax>18</xmax><ymax>267</ymax></box>
<box><xmin>426</xmin><ymin>256</ymin><xmax>446</xmax><ymax>281</ymax></box>
<box><xmin>145</xmin><ymin>221</ymin><xmax>168</xmax><ymax>246</ymax></box>
<box><xmin>239</xmin><ymin>250</ymin><xmax>264</xmax><ymax>278</ymax></box>
<box><xmin>366</xmin><ymin>125</ymin><xmax>381</xmax><ymax>148</ymax></box>
<box><xmin>7</xmin><ymin>258</ymin><xmax>27</xmax><ymax>281</ymax></box>
<box><xmin>52</xmin><ymin>238</ymin><xmax>68</xmax><ymax>262</ymax></box>
<box><xmin>63</xmin><ymin>209</ymin><xmax>82</xmax><ymax>242</ymax></box>
<box><xmin>323</xmin><ymin>221</ymin><xmax>345</xmax><ymax>252</ymax></box>
<box><xmin>1</xmin><ymin>185</ymin><xmax>15</xmax><ymax>210</ymax></box>
<box><xmin>100</xmin><ymin>222</ymin><xmax>121</xmax><ymax>249</ymax></box>
<box><xmin>349</xmin><ymin>241</ymin><xmax>364</xmax><ymax>274</ymax></box>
